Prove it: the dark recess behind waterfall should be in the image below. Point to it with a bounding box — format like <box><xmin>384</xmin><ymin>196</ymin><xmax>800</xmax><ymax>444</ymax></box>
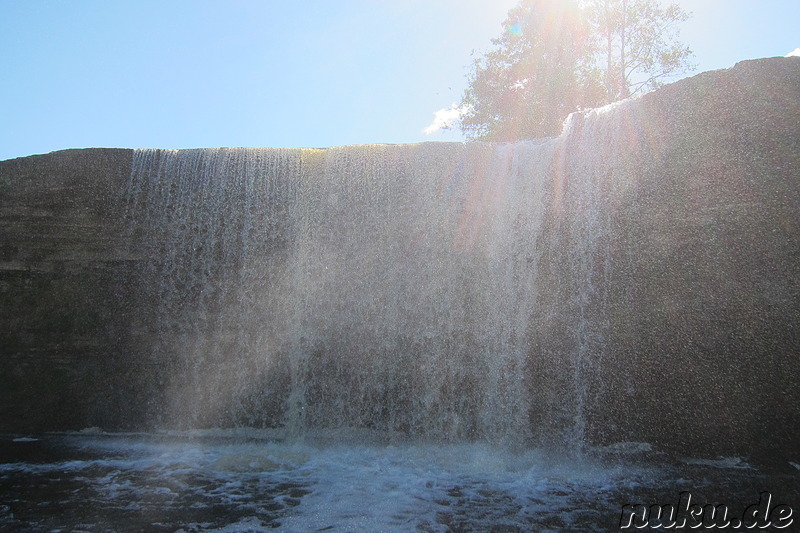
<box><xmin>0</xmin><ymin>57</ymin><xmax>798</xmax><ymax>458</ymax></box>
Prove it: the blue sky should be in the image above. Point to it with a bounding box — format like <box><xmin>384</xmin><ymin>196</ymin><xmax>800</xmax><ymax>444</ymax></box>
<box><xmin>1</xmin><ymin>0</ymin><xmax>798</xmax><ymax>161</ymax></box>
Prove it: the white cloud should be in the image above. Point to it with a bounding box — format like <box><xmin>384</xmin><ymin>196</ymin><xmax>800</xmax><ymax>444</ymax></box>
<box><xmin>423</xmin><ymin>104</ymin><xmax>468</xmax><ymax>135</ymax></box>
<box><xmin>786</xmin><ymin>48</ymin><xmax>800</xmax><ymax>57</ymax></box>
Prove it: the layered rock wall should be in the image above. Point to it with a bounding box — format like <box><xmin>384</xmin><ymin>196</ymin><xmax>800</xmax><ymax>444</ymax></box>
<box><xmin>0</xmin><ymin>58</ymin><xmax>797</xmax><ymax>457</ymax></box>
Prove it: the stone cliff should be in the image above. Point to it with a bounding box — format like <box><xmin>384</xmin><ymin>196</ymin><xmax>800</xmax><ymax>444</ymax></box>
<box><xmin>0</xmin><ymin>149</ymin><xmax>137</xmax><ymax>430</ymax></box>
<box><xmin>0</xmin><ymin>58</ymin><xmax>798</xmax><ymax>458</ymax></box>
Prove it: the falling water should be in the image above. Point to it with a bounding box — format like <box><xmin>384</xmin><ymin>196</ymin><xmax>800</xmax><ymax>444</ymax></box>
<box><xmin>122</xmin><ymin>98</ymin><xmax>648</xmax><ymax>448</ymax></box>
<box><xmin>8</xmin><ymin>70</ymin><xmax>800</xmax><ymax>530</ymax></box>
<box><xmin>126</xmin><ymin>142</ymin><xmax>544</xmax><ymax>442</ymax></box>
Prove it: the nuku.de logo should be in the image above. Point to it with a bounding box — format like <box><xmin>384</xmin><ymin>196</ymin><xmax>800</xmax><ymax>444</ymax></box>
<box><xmin>619</xmin><ymin>491</ymin><xmax>793</xmax><ymax>529</ymax></box>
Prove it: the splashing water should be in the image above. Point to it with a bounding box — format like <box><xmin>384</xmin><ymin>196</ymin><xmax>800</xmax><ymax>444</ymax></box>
<box><xmin>125</xmin><ymin>140</ymin><xmax>563</xmax><ymax>443</ymax></box>
<box><xmin>120</xmin><ymin>94</ymin><xmax>659</xmax><ymax>451</ymax></box>
<box><xmin>3</xmin><ymin>431</ymin><xmax>794</xmax><ymax>532</ymax></box>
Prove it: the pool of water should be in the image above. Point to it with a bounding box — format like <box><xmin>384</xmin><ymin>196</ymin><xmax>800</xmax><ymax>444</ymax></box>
<box><xmin>1</xmin><ymin>431</ymin><xmax>797</xmax><ymax>531</ymax></box>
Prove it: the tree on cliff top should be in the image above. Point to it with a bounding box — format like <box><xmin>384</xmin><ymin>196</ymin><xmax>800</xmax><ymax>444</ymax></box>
<box><xmin>588</xmin><ymin>0</ymin><xmax>694</xmax><ymax>101</ymax></box>
<box><xmin>458</xmin><ymin>0</ymin><xmax>694</xmax><ymax>140</ymax></box>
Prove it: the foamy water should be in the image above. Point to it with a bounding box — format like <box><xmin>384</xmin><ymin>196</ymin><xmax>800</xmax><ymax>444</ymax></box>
<box><xmin>2</xmin><ymin>431</ymin><xmax>796</xmax><ymax>532</ymax></box>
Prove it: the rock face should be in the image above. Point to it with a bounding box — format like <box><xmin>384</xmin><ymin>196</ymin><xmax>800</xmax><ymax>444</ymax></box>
<box><xmin>540</xmin><ymin>57</ymin><xmax>800</xmax><ymax>457</ymax></box>
<box><xmin>0</xmin><ymin>58</ymin><xmax>798</xmax><ymax>457</ymax></box>
<box><xmin>0</xmin><ymin>149</ymin><xmax>136</xmax><ymax>430</ymax></box>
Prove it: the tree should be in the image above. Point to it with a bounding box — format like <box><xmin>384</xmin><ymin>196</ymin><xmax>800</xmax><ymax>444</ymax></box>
<box><xmin>460</xmin><ymin>0</ymin><xmax>600</xmax><ymax>140</ymax></box>
<box><xmin>588</xmin><ymin>0</ymin><xmax>694</xmax><ymax>101</ymax></box>
<box><xmin>458</xmin><ymin>0</ymin><xmax>694</xmax><ymax>140</ymax></box>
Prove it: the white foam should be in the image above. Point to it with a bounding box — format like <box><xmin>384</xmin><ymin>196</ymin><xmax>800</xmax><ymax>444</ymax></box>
<box><xmin>1</xmin><ymin>432</ymin><xmax>681</xmax><ymax>531</ymax></box>
<box><xmin>684</xmin><ymin>456</ymin><xmax>752</xmax><ymax>469</ymax></box>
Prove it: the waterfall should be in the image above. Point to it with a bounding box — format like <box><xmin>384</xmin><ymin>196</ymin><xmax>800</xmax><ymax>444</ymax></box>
<box><xmin>124</xmin><ymin>104</ymin><xmax>637</xmax><ymax>445</ymax></box>
<box><xmin>3</xmin><ymin>57</ymin><xmax>797</xmax><ymax>467</ymax></box>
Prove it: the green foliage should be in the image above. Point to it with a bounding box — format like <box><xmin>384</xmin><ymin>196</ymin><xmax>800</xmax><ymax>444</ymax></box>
<box><xmin>459</xmin><ymin>0</ymin><xmax>694</xmax><ymax>140</ymax></box>
<box><xmin>587</xmin><ymin>0</ymin><xmax>695</xmax><ymax>100</ymax></box>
